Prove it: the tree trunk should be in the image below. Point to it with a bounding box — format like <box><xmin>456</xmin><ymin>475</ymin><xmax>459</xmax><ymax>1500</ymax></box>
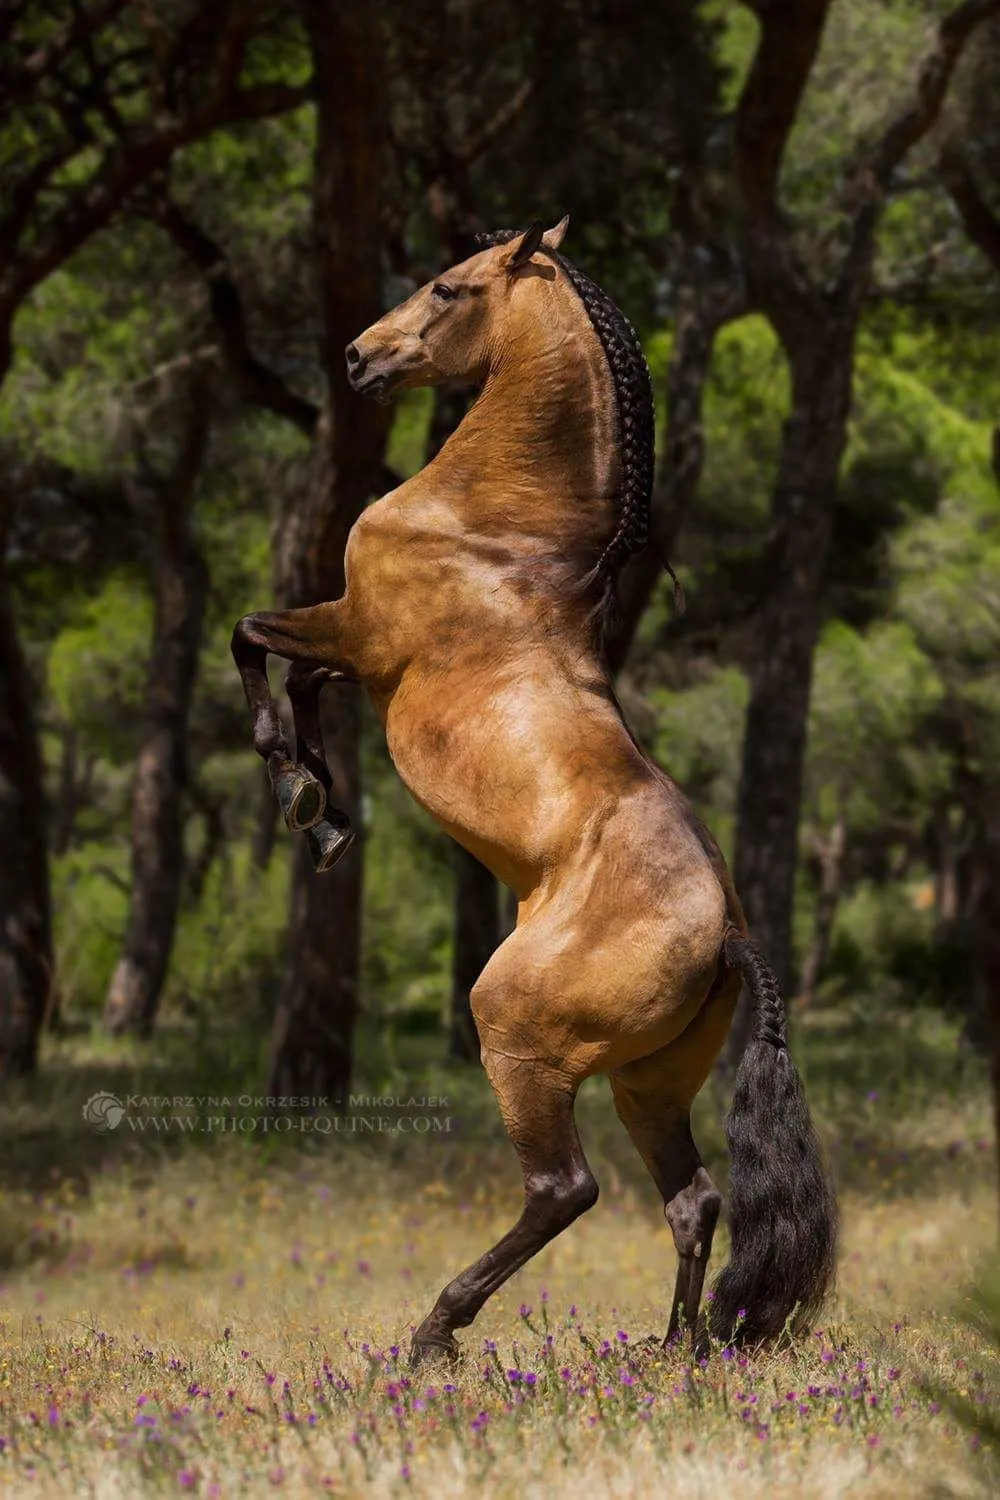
<box><xmin>0</xmin><ymin>324</ymin><xmax>53</xmax><ymax>1077</ymax></box>
<box><xmin>796</xmin><ymin>814</ymin><xmax>846</xmax><ymax>1009</ymax></box>
<box><xmin>422</xmin><ymin>385</ymin><xmax>502</xmax><ymax>1059</ymax></box>
<box><xmin>104</xmin><ymin>398</ymin><xmax>210</xmax><ymax>1036</ymax></box>
<box><xmin>265</xmin><ymin>0</ymin><xmax>390</xmax><ymax>1102</ymax></box>
<box><xmin>0</xmin><ymin>563</ymin><xmax>52</xmax><ymax>1078</ymax></box>
<box><xmin>448</xmin><ymin>847</ymin><xmax>499</xmax><ymax>1062</ymax></box>
<box><xmin>967</xmin><ymin>793</ymin><xmax>1000</xmax><ymax>1228</ymax></box>
<box><xmin>251</xmin><ymin>771</ymin><xmax>280</xmax><ymax>870</ymax></box>
<box><xmin>721</xmin><ymin>344</ymin><xmax>853</xmax><ymax>1067</ymax></box>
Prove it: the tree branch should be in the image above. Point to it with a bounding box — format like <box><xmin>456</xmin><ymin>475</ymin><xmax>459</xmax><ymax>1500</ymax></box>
<box><xmin>1</xmin><ymin>77</ymin><xmax>313</xmax><ymax>311</ymax></box>
<box><xmin>734</xmin><ymin>0</ymin><xmax>831</xmax><ymax>225</ymax></box>
<box><xmin>0</xmin><ymin>0</ymin><xmax>129</xmax><ymax>111</ymax></box>
<box><xmin>837</xmin><ymin>0</ymin><xmax>1000</xmax><ymax>301</ymax></box>
<box><xmin>940</xmin><ymin>137</ymin><xmax>1000</xmax><ymax>272</ymax></box>
<box><xmin>156</xmin><ymin>197</ymin><xmax>319</xmax><ymax>437</ymax></box>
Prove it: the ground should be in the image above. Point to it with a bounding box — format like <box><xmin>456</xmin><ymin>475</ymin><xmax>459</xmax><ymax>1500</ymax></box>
<box><xmin>0</xmin><ymin>1000</ymin><xmax>997</xmax><ymax>1497</ymax></box>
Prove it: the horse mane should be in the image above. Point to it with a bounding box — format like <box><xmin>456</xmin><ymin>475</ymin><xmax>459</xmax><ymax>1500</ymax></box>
<box><xmin>474</xmin><ymin>229</ymin><xmax>655</xmax><ymax>622</ymax></box>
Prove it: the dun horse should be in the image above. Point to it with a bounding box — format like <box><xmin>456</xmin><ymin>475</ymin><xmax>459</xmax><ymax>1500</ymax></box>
<box><xmin>232</xmin><ymin>220</ymin><xmax>837</xmax><ymax>1360</ymax></box>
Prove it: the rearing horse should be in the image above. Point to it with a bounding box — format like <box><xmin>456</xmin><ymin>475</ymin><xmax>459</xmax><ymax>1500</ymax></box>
<box><xmin>232</xmin><ymin>219</ymin><xmax>837</xmax><ymax>1360</ymax></box>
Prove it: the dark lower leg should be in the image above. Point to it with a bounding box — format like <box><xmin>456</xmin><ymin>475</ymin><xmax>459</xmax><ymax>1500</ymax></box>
<box><xmin>231</xmin><ymin>609</ymin><xmax>353</xmax><ymax>836</ymax></box>
<box><xmin>610</xmin><ymin>1084</ymin><xmax>721</xmax><ymax>1352</ymax></box>
<box><xmin>665</xmin><ymin>1164</ymin><xmax>721</xmax><ymax>1347</ymax></box>
<box><xmin>411</xmin><ymin>1065</ymin><xmax>598</xmax><ymax>1361</ymax></box>
<box><xmin>285</xmin><ymin>664</ymin><xmax>355</xmax><ymax>872</ymax></box>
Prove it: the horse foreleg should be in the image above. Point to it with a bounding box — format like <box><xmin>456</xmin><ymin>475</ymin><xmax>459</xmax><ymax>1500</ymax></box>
<box><xmin>410</xmin><ymin>1051</ymin><xmax>598</xmax><ymax>1364</ymax></box>
<box><xmin>285</xmin><ymin>663</ymin><xmax>355</xmax><ymax>873</ymax></box>
<box><xmin>231</xmin><ymin>603</ymin><xmax>356</xmax><ymax>839</ymax></box>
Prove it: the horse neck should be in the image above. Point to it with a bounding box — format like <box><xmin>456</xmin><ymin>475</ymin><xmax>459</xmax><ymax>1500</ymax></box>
<box><xmin>428</xmin><ymin>297</ymin><xmax>619</xmax><ymax>557</ymax></box>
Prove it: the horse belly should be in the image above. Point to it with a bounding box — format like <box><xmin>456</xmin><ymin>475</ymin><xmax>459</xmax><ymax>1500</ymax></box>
<box><xmin>381</xmin><ymin>682</ymin><xmax>567</xmax><ymax>890</ymax></box>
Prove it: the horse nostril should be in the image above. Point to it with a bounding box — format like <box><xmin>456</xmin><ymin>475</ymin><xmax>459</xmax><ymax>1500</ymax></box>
<box><xmin>345</xmin><ymin>343</ymin><xmax>363</xmax><ymax>369</ymax></box>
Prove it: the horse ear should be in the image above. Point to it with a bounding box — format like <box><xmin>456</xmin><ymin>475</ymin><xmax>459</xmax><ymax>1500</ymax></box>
<box><xmin>503</xmin><ymin>221</ymin><xmax>545</xmax><ymax>274</ymax></box>
<box><xmin>542</xmin><ymin>215</ymin><xmax>569</xmax><ymax>250</ymax></box>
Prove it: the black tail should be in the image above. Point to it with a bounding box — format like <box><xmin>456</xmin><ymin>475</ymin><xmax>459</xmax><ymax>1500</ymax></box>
<box><xmin>709</xmin><ymin>933</ymin><xmax>838</xmax><ymax>1346</ymax></box>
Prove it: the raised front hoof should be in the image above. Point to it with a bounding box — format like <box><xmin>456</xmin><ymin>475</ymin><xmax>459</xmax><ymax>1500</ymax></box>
<box><xmin>408</xmin><ymin>1334</ymin><xmax>461</xmax><ymax>1369</ymax></box>
<box><xmin>268</xmin><ymin>756</ymin><xmax>326</xmax><ymax>832</ymax></box>
<box><xmin>306</xmin><ymin>814</ymin><xmax>355</xmax><ymax>873</ymax></box>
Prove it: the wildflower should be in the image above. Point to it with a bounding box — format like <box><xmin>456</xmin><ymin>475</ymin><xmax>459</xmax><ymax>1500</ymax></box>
<box><xmin>177</xmin><ymin>1471</ymin><xmax>197</xmax><ymax>1489</ymax></box>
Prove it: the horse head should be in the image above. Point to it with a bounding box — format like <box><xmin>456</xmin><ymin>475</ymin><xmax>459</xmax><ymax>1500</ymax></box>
<box><xmin>345</xmin><ymin>217</ymin><xmax>570</xmax><ymax>400</ymax></box>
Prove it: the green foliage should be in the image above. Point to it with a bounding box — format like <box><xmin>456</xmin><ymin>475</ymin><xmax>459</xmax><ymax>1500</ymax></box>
<box><xmin>650</xmin><ymin>666</ymin><xmax>748</xmax><ymax>858</ymax></box>
<box><xmin>700</xmin><ymin>316</ymin><xmax>789</xmax><ymax>530</ymax></box>
<box><xmin>806</xmin><ymin>619</ymin><xmax>945</xmax><ymax>834</ymax></box>
<box><xmin>47</xmin><ymin>573</ymin><xmax>151</xmax><ymax>763</ymax></box>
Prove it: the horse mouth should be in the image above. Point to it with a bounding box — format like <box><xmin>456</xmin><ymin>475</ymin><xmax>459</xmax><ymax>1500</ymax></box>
<box><xmin>346</xmin><ymin>369</ymin><xmax>388</xmax><ymax>401</ymax></box>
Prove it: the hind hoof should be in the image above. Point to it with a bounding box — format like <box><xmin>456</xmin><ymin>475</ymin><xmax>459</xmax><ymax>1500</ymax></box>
<box><xmin>306</xmin><ymin>813</ymin><xmax>355</xmax><ymax>872</ymax></box>
<box><xmin>268</xmin><ymin>756</ymin><xmax>326</xmax><ymax>832</ymax></box>
<box><xmin>409</xmin><ymin>1334</ymin><xmax>460</xmax><ymax>1368</ymax></box>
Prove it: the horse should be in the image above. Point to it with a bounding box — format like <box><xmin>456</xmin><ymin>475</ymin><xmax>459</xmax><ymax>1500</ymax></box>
<box><xmin>231</xmin><ymin>218</ymin><xmax>837</xmax><ymax>1362</ymax></box>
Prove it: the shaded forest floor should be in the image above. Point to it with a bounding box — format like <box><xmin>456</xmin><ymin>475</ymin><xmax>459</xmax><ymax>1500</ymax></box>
<box><xmin>0</xmin><ymin>1001</ymin><xmax>997</xmax><ymax>1497</ymax></box>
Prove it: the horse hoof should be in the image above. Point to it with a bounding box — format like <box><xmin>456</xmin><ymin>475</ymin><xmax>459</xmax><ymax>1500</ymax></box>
<box><xmin>408</xmin><ymin>1335</ymin><xmax>460</xmax><ymax>1368</ymax></box>
<box><xmin>306</xmin><ymin>814</ymin><xmax>355</xmax><ymax>872</ymax></box>
<box><xmin>268</xmin><ymin>756</ymin><xmax>326</xmax><ymax>832</ymax></box>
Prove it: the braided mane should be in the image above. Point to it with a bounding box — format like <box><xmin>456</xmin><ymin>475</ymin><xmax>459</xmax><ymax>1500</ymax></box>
<box><xmin>474</xmin><ymin>229</ymin><xmax>655</xmax><ymax>615</ymax></box>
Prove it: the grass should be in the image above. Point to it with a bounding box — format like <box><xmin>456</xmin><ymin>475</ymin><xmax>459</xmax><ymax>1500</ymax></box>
<box><xmin>0</xmin><ymin>1000</ymin><xmax>997</xmax><ymax>1497</ymax></box>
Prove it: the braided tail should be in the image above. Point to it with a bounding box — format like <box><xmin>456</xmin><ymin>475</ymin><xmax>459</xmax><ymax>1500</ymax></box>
<box><xmin>709</xmin><ymin>933</ymin><xmax>838</xmax><ymax>1346</ymax></box>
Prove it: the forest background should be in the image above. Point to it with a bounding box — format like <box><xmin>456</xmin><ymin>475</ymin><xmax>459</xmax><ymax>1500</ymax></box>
<box><xmin>2</xmin><ymin>2</ymin><xmax>1000</xmax><ymax>1495</ymax></box>
<box><xmin>3</xmin><ymin>0</ymin><xmax>999</xmax><ymax>1103</ymax></box>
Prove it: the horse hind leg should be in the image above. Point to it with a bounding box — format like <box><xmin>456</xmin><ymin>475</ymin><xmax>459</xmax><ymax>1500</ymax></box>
<box><xmin>411</xmin><ymin>1049</ymin><xmax>598</xmax><ymax>1364</ymax></box>
<box><xmin>610</xmin><ymin>1062</ymin><xmax>721</xmax><ymax>1353</ymax></box>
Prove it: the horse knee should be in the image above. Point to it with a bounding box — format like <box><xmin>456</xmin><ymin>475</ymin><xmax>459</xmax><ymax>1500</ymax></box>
<box><xmin>231</xmin><ymin>613</ymin><xmax>265</xmax><ymax>660</ymax></box>
<box><xmin>526</xmin><ymin>1165</ymin><xmax>599</xmax><ymax>1233</ymax></box>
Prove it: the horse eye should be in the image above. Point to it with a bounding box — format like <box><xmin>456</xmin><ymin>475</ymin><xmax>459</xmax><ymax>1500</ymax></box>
<box><xmin>432</xmin><ymin>282</ymin><xmax>458</xmax><ymax>302</ymax></box>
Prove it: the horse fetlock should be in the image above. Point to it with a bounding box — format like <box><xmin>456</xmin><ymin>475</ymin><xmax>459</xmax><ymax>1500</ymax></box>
<box><xmin>267</xmin><ymin>755</ymin><xmax>327</xmax><ymax>832</ymax></box>
<box><xmin>665</xmin><ymin>1169</ymin><xmax>721</xmax><ymax>1258</ymax></box>
<box><xmin>306</xmin><ymin>813</ymin><xmax>355</xmax><ymax>873</ymax></box>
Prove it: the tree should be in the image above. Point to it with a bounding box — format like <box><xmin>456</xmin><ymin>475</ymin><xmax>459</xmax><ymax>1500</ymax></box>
<box><xmin>0</xmin><ymin>0</ymin><xmax>309</xmax><ymax>1077</ymax></box>
<box><xmin>103</xmin><ymin>373</ymin><xmax>211</xmax><ymax>1035</ymax></box>
<box><xmin>265</xmin><ymin>0</ymin><xmax>392</xmax><ymax>1100</ymax></box>
<box><xmin>719</xmin><ymin>0</ymin><xmax>1000</xmax><ymax>1066</ymax></box>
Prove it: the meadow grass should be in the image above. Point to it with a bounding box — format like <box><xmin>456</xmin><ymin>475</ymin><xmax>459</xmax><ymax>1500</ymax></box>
<box><xmin>0</xmin><ymin>1001</ymin><xmax>997</xmax><ymax>1497</ymax></box>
